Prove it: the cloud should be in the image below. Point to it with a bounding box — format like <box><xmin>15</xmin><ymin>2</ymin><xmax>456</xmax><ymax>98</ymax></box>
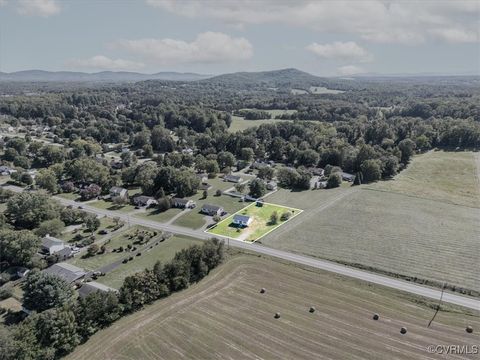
<box><xmin>0</xmin><ymin>0</ymin><xmax>7</xmax><ymax>7</ymax></box>
<box><xmin>17</xmin><ymin>0</ymin><xmax>60</xmax><ymax>17</ymax></box>
<box><xmin>337</xmin><ymin>65</ymin><xmax>365</xmax><ymax>76</ymax></box>
<box><xmin>306</xmin><ymin>41</ymin><xmax>373</xmax><ymax>62</ymax></box>
<box><xmin>112</xmin><ymin>32</ymin><xmax>253</xmax><ymax>65</ymax></box>
<box><xmin>146</xmin><ymin>0</ymin><xmax>480</xmax><ymax>44</ymax></box>
<box><xmin>430</xmin><ymin>28</ymin><xmax>479</xmax><ymax>44</ymax></box>
<box><xmin>67</xmin><ymin>56</ymin><xmax>145</xmax><ymax>71</ymax></box>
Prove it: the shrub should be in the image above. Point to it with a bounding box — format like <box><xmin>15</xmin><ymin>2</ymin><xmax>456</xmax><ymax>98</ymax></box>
<box><xmin>280</xmin><ymin>212</ymin><xmax>291</xmax><ymax>221</ymax></box>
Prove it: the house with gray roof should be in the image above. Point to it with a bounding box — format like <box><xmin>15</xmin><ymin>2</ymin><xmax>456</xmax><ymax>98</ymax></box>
<box><xmin>110</xmin><ymin>186</ymin><xmax>129</xmax><ymax>199</ymax></box>
<box><xmin>223</xmin><ymin>174</ymin><xmax>243</xmax><ymax>183</ymax></box>
<box><xmin>43</xmin><ymin>263</ymin><xmax>86</xmax><ymax>283</ymax></box>
<box><xmin>41</xmin><ymin>235</ymin><xmax>66</xmax><ymax>255</ymax></box>
<box><xmin>172</xmin><ymin>198</ymin><xmax>196</xmax><ymax>209</ymax></box>
<box><xmin>232</xmin><ymin>214</ymin><xmax>252</xmax><ymax>227</ymax></box>
<box><xmin>200</xmin><ymin>204</ymin><xmax>224</xmax><ymax>216</ymax></box>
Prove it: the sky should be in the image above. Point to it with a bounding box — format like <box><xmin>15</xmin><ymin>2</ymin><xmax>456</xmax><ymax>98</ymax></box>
<box><xmin>0</xmin><ymin>0</ymin><xmax>479</xmax><ymax>76</ymax></box>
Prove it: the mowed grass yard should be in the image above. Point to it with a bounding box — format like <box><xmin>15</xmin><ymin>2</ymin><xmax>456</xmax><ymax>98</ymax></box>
<box><xmin>262</xmin><ymin>151</ymin><xmax>480</xmax><ymax>292</ymax></box>
<box><xmin>208</xmin><ymin>202</ymin><xmax>301</xmax><ymax>242</ymax></box>
<box><xmin>66</xmin><ymin>226</ymin><xmax>156</xmax><ymax>271</ymax></box>
<box><xmin>96</xmin><ymin>235</ymin><xmax>201</xmax><ymax>289</ymax></box>
<box><xmin>67</xmin><ymin>255</ymin><xmax>479</xmax><ymax>360</ymax></box>
<box><xmin>172</xmin><ymin>176</ymin><xmax>252</xmax><ymax>229</ymax></box>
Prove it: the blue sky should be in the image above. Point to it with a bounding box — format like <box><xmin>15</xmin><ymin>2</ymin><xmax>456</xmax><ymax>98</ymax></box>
<box><xmin>0</xmin><ymin>0</ymin><xmax>479</xmax><ymax>76</ymax></box>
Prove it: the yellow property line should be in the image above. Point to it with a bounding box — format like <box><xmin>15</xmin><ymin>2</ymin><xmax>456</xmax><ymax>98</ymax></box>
<box><xmin>205</xmin><ymin>201</ymin><xmax>304</xmax><ymax>244</ymax></box>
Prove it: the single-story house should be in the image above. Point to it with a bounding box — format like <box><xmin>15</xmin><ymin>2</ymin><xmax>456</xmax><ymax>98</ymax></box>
<box><xmin>196</xmin><ymin>173</ymin><xmax>208</xmax><ymax>183</ymax></box>
<box><xmin>200</xmin><ymin>204</ymin><xmax>224</xmax><ymax>216</ymax></box>
<box><xmin>78</xmin><ymin>281</ymin><xmax>118</xmax><ymax>298</ymax></box>
<box><xmin>232</xmin><ymin>214</ymin><xmax>252</xmax><ymax>227</ymax></box>
<box><xmin>133</xmin><ymin>195</ymin><xmax>158</xmax><ymax>208</ymax></box>
<box><xmin>341</xmin><ymin>172</ymin><xmax>356</xmax><ymax>182</ymax></box>
<box><xmin>172</xmin><ymin>198</ymin><xmax>196</xmax><ymax>209</ymax></box>
<box><xmin>110</xmin><ymin>186</ymin><xmax>129</xmax><ymax>199</ymax></box>
<box><xmin>43</xmin><ymin>262</ymin><xmax>86</xmax><ymax>283</ymax></box>
<box><xmin>224</xmin><ymin>174</ymin><xmax>243</xmax><ymax>183</ymax></box>
<box><xmin>266</xmin><ymin>180</ymin><xmax>277</xmax><ymax>191</ymax></box>
<box><xmin>41</xmin><ymin>235</ymin><xmax>66</xmax><ymax>255</ymax></box>
<box><xmin>55</xmin><ymin>247</ymin><xmax>73</xmax><ymax>260</ymax></box>
<box><xmin>110</xmin><ymin>160</ymin><xmax>123</xmax><ymax>169</ymax></box>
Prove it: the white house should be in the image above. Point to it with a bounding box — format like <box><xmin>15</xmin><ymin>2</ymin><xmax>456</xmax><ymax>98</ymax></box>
<box><xmin>110</xmin><ymin>186</ymin><xmax>129</xmax><ymax>199</ymax></box>
<box><xmin>41</xmin><ymin>235</ymin><xmax>66</xmax><ymax>255</ymax></box>
<box><xmin>232</xmin><ymin>214</ymin><xmax>253</xmax><ymax>227</ymax></box>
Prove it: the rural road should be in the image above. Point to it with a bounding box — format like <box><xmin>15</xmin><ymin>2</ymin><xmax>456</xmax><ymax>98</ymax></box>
<box><xmin>4</xmin><ymin>185</ymin><xmax>480</xmax><ymax>311</ymax></box>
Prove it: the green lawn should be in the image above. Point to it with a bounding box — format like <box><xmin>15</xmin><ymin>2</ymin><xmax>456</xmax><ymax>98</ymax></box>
<box><xmin>57</xmin><ymin>192</ymin><xmax>79</xmax><ymax>200</ymax></box>
<box><xmin>172</xmin><ymin>193</ymin><xmax>246</xmax><ymax>230</ymax></box>
<box><xmin>207</xmin><ymin>202</ymin><xmax>302</xmax><ymax>242</ymax></box>
<box><xmin>89</xmin><ymin>199</ymin><xmax>136</xmax><ymax>213</ymax></box>
<box><xmin>68</xmin><ymin>226</ymin><xmax>159</xmax><ymax>271</ymax></box>
<box><xmin>59</xmin><ymin>217</ymin><xmax>116</xmax><ymax>244</ymax></box>
<box><xmin>135</xmin><ymin>207</ymin><xmax>183</xmax><ymax>223</ymax></box>
<box><xmin>97</xmin><ymin>235</ymin><xmax>202</xmax><ymax>289</ymax></box>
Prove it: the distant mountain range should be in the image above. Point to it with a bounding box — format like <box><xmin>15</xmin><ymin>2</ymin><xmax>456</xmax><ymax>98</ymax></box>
<box><xmin>0</xmin><ymin>70</ymin><xmax>212</xmax><ymax>82</ymax></box>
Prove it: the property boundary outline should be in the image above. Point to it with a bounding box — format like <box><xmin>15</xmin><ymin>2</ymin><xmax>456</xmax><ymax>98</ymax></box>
<box><xmin>205</xmin><ymin>201</ymin><xmax>304</xmax><ymax>244</ymax></box>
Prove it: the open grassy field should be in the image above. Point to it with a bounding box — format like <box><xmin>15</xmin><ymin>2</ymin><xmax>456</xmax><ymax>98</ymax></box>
<box><xmin>67</xmin><ymin>255</ymin><xmax>479</xmax><ymax>360</ymax></box>
<box><xmin>207</xmin><ymin>202</ymin><xmax>301</xmax><ymax>242</ymax></box>
<box><xmin>262</xmin><ymin>151</ymin><xmax>480</xmax><ymax>292</ymax></box>
<box><xmin>96</xmin><ymin>235</ymin><xmax>201</xmax><ymax>289</ymax></box>
<box><xmin>371</xmin><ymin>150</ymin><xmax>480</xmax><ymax>208</ymax></box>
<box><xmin>229</xmin><ymin>115</ymin><xmax>291</xmax><ymax>132</ymax></box>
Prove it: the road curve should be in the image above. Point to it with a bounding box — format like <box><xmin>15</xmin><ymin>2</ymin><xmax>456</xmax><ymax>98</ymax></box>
<box><xmin>4</xmin><ymin>185</ymin><xmax>480</xmax><ymax>311</ymax></box>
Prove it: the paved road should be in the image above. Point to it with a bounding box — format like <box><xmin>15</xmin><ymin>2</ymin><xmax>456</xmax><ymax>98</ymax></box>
<box><xmin>5</xmin><ymin>185</ymin><xmax>480</xmax><ymax>311</ymax></box>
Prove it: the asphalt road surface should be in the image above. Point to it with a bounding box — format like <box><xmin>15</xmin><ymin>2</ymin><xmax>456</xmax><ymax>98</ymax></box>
<box><xmin>5</xmin><ymin>185</ymin><xmax>479</xmax><ymax>311</ymax></box>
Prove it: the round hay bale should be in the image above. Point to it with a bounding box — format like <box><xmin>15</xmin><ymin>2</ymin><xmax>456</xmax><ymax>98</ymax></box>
<box><xmin>373</xmin><ymin>313</ymin><xmax>379</xmax><ymax>321</ymax></box>
<box><xmin>400</xmin><ymin>327</ymin><xmax>407</xmax><ymax>334</ymax></box>
<box><xmin>309</xmin><ymin>306</ymin><xmax>316</xmax><ymax>313</ymax></box>
<box><xmin>466</xmin><ymin>325</ymin><xmax>473</xmax><ymax>333</ymax></box>
<box><xmin>274</xmin><ymin>312</ymin><xmax>281</xmax><ymax>319</ymax></box>
<box><xmin>260</xmin><ymin>288</ymin><xmax>266</xmax><ymax>294</ymax></box>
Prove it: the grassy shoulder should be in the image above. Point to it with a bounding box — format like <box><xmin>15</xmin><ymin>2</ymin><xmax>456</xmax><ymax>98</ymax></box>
<box><xmin>67</xmin><ymin>252</ymin><xmax>479</xmax><ymax>360</ymax></box>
